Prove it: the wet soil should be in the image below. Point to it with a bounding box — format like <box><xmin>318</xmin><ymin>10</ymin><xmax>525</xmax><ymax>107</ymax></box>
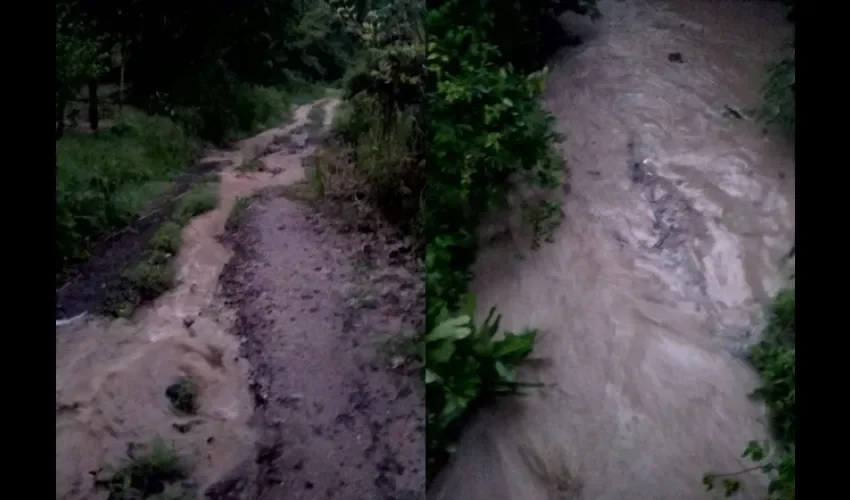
<box><xmin>213</xmin><ymin>188</ymin><xmax>425</xmax><ymax>500</ymax></box>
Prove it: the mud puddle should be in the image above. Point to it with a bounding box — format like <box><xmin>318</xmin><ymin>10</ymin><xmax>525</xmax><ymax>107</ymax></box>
<box><xmin>431</xmin><ymin>1</ymin><xmax>795</xmax><ymax>499</ymax></box>
<box><xmin>56</xmin><ymin>98</ymin><xmax>419</xmax><ymax>500</ymax></box>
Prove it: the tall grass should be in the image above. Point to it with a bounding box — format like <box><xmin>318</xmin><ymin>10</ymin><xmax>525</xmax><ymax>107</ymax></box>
<box><xmin>56</xmin><ymin>108</ymin><xmax>199</xmax><ymax>272</ymax></box>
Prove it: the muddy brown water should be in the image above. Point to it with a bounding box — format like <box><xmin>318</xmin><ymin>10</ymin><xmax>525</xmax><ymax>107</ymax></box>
<box><xmin>430</xmin><ymin>1</ymin><xmax>794</xmax><ymax>500</ymax></box>
<box><xmin>57</xmin><ymin>100</ymin><xmax>425</xmax><ymax>500</ymax></box>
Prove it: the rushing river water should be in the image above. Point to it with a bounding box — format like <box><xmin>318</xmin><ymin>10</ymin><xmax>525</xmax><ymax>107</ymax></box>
<box><xmin>430</xmin><ymin>0</ymin><xmax>794</xmax><ymax>499</ymax></box>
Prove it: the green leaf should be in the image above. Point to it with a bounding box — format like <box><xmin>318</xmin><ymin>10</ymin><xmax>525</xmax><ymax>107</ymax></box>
<box><xmin>429</xmin><ymin>340</ymin><xmax>457</xmax><ymax>364</ymax></box>
<box><xmin>742</xmin><ymin>440</ymin><xmax>766</xmax><ymax>461</ymax></box>
<box><xmin>721</xmin><ymin>478</ymin><xmax>740</xmax><ymax>497</ymax></box>
<box><xmin>426</xmin><ymin>315</ymin><xmax>472</xmax><ymax>342</ymax></box>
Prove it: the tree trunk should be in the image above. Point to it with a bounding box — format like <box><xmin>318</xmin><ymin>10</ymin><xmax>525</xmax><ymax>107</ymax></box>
<box><xmin>88</xmin><ymin>78</ymin><xmax>99</xmax><ymax>132</ymax></box>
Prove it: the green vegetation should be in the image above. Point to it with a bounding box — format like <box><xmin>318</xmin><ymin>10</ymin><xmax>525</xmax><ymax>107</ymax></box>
<box><xmin>56</xmin><ymin>0</ymin><xmax>358</xmax><ymax>303</ymax></box>
<box><xmin>325</xmin><ymin>0</ymin><xmax>426</xmax><ymax>234</ymax></box>
<box><xmin>56</xmin><ymin>109</ymin><xmax>199</xmax><ymax>271</ymax></box>
<box><xmin>425</xmin><ymin>297</ymin><xmax>537</xmax><ymax>474</ymax></box>
<box><xmin>94</xmin><ymin>438</ymin><xmax>192</xmax><ymax>500</ymax></box>
<box><xmin>422</xmin><ymin>0</ymin><xmax>599</xmax><ymax>480</ymax></box>
<box><xmin>150</xmin><ymin>222</ymin><xmax>183</xmax><ymax>254</ymax></box>
<box><xmin>171</xmin><ymin>183</ymin><xmax>220</xmax><ymax>225</ymax></box>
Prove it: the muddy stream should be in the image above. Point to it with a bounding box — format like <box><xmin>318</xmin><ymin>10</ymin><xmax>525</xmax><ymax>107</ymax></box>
<box><xmin>431</xmin><ymin>1</ymin><xmax>794</xmax><ymax>499</ymax></box>
<box><xmin>57</xmin><ymin>100</ymin><xmax>425</xmax><ymax>500</ymax></box>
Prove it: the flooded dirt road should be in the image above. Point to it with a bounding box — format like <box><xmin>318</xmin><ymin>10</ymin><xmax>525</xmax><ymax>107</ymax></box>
<box><xmin>56</xmin><ymin>99</ymin><xmax>425</xmax><ymax>500</ymax></box>
<box><xmin>430</xmin><ymin>1</ymin><xmax>795</xmax><ymax>499</ymax></box>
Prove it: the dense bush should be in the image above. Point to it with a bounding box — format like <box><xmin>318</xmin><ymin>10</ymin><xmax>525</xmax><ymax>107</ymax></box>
<box><xmin>425</xmin><ymin>297</ymin><xmax>537</xmax><ymax>480</ymax></box>
<box><xmin>428</xmin><ymin>0</ymin><xmax>599</xmax><ymax>73</ymax></box>
<box><xmin>424</xmin><ymin>1</ymin><xmax>566</xmax><ymax>321</ymax></box>
<box><xmin>327</xmin><ymin>0</ymin><xmax>426</xmax><ymax>233</ymax></box>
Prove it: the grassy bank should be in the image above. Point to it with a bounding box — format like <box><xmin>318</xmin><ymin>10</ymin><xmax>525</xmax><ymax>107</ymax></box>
<box><xmin>56</xmin><ymin>88</ymin><xmax>295</xmax><ymax>315</ymax></box>
<box><xmin>56</xmin><ymin>108</ymin><xmax>200</xmax><ymax>273</ymax></box>
<box><xmin>56</xmin><ymin>82</ymin><xmax>329</xmax><ymax>278</ymax></box>
<box><xmin>102</xmin><ymin>180</ymin><xmax>219</xmax><ymax>318</ymax></box>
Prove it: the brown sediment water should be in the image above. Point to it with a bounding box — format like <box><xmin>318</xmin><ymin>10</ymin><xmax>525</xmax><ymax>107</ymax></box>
<box><xmin>55</xmin><ymin>100</ymin><xmax>340</xmax><ymax>499</ymax></box>
<box><xmin>429</xmin><ymin>1</ymin><xmax>794</xmax><ymax>499</ymax></box>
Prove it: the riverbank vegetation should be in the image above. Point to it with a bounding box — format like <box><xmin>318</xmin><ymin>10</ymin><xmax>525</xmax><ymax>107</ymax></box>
<box><xmin>56</xmin><ymin>0</ymin><xmax>356</xmax><ymax>310</ymax></box>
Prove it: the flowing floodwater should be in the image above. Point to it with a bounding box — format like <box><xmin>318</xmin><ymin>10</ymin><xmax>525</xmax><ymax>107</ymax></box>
<box><xmin>431</xmin><ymin>1</ymin><xmax>794</xmax><ymax>499</ymax></box>
<box><xmin>56</xmin><ymin>102</ymin><xmax>339</xmax><ymax>499</ymax></box>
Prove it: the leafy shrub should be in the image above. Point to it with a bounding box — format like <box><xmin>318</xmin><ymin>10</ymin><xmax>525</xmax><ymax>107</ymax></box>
<box><xmin>749</xmin><ymin>289</ymin><xmax>795</xmax><ymax>444</ymax></box>
<box><xmin>424</xmin><ymin>0</ymin><xmax>566</xmax><ymax>320</ymax></box>
<box><xmin>171</xmin><ymin>181</ymin><xmax>220</xmax><ymax>225</ymax></box>
<box><xmin>150</xmin><ymin>67</ymin><xmax>296</xmax><ymax>144</ymax></box>
<box><xmin>428</xmin><ymin>0</ymin><xmax>599</xmax><ymax>73</ymax></box>
<box><xmin>328</xmin><ymin>0</ymin><xmax>426</xmax><ymax>233</ymax></box>
<box><xmin>425</xmin><ymin>295</ymin><xmax>537</xmax><ymax>480</ymax></box>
